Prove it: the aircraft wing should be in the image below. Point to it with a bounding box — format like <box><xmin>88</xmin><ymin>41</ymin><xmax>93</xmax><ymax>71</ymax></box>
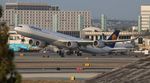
<box><xmin>58</xmin><ymin>40</ymin><xmax>94</xmax><ymax>47</ymax></box>
<box><xmin>110</xmin><ymin>47</ymin><xmax>130</xmax><ymax>52</ymax></box>
<box><xmin>77</xmin><ymin>40</ymin><xmax>94</xmax><ymax>46</ymax></box>
<box><xmin>103</xmin><ymin>36</ymin><xmax>139</xmax><ymax>43</ymax></box>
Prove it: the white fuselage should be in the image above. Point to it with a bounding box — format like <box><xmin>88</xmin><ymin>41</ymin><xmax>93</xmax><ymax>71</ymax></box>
<box><xmin>15</xmin><ymin>25</ymin><xmax>83</xmax><ymax>49</ymax></box>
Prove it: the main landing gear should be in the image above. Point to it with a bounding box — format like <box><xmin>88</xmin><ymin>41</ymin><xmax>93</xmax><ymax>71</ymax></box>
<box><xmin>75</xmin><ymin>51</ymin><xmax>82</xmax><ymax>56</ymax></box>
<box><xmin>66</xmin><ymin>50</ymin><xmax>74</xmax><ymax>55</ymax></box>
<box><xmin>57</xmin><ymin>49</ymin><xmax>82</xmax><ymax>57</ymax></box>
<box><xmin>66</xmin><ymin>50</ymin><xmax>82</xmax><ymax>56</ymax></box>
<box><xmin>57</xmin><ymin>50</ymin><xmax>64</xmax><ymax>57</ymax></box>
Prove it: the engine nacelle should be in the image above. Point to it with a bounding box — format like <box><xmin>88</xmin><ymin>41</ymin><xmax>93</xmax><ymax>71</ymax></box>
<box><xmin>66</xmin><ymin>42</ymin><xmax>78</xmax><ymax>49</ymax></box>
<box><xmin>93</xmin><ymin>40</ymin><xmax>105</xmax><ymax>48</ymax></box>
<box><xmin>29</xmin><ymin>39</ymin><xmax>35</xmax><ymax>45</ymax></box>
<box><xmin>29</xmin><ymin>39</ymin><xmax>46</xmax><ymax>47</ymax></box>
<box><xmin>35</xmin><ymin>40</ymin><xmax>46</xmax><ymax>47</ymax></box>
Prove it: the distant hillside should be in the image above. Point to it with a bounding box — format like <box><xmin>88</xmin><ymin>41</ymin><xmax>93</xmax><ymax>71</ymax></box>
<box><xmin>92</xmin><ymin>19</ymin><xmax>137</xmax><ymax>31</ymax></box>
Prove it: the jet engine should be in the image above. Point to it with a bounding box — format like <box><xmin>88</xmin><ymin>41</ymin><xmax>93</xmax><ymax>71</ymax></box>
<box><xmin>29</xmin><ymin>39</ymin><xmax>46</xmax><ymax>47</ymax></box>
<box><xmin>35</xmin><ymin>40</ymin><xmax>46</xmax><ymax>47</ymax></box>
<box><xmin>66</xmin><ymin>42</ymin><xmax>78</xmax><ymax>49</ymax></box>
<box><xmin>29</xmin><ymin>39</ymin><xmax>36</xmax><ymax>45</ymax></box>
<box><xmin>93</xmin><ymin>40</ymin><xmax>105</xmax><ymax>48</ymax></box>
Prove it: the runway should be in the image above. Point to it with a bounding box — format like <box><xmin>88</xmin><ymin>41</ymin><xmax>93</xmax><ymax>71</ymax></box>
<box><xmin>14</xmin><ymin>52</ymin><xmax>141</xmax><ymax>80</ymax></box>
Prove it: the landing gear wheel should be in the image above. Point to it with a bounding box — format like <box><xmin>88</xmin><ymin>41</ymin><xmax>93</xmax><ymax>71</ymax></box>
<box><xmin>47</xmin><ymin>55</ymin><xmax>50</xmax><ymax>58</ymax></box>
<box><xmin>77</xmin><ymin>52</ymin><xmax>82</xmax><ymax>56</ymax></box>
<box><xmin>60</xmin><ymin>53</ymin><xmax>64</xmax><ymax>57</ymax></box>
<box><xmin>66</xmin><ymin>50</ymin><xmax>73</xmax><ymax>55</ymax></box>
<box><xmin>58</xmin><ymin>50</ymin><xmax>65</xmax><ymax>57</ymax></box>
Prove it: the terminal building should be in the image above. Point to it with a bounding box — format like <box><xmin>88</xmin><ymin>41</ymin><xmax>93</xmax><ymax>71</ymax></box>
<box><xmin>81</xmin><ymin>27</ymin><xmax>142</xmax><ymax>41</ymax></box>
<box><xmin>0</xmin><ymin>2</ymin><xmax>91</xmax><ymax>37</ymax></box>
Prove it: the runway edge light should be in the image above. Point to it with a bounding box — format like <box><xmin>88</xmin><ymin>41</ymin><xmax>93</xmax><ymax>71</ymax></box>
<box><xmin>19</xmin><ymin>53</ymin><xmax>24</xmax><ymax>57</ymax></box>
<box><xmin>70</xmin><ymin>76</ymin><xmax>75</xmax><ymax>81</ymax></box>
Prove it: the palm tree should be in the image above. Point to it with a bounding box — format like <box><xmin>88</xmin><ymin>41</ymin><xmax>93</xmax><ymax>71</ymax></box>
<box><xmin>0</xmin><ymin>5</ymin><xmax>21</xmax><ymax>83</ymax></box>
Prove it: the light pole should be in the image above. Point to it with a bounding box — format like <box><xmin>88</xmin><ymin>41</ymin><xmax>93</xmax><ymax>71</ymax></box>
<box><xmin>138</xmin><ymin>16</ymin><xmax>141</xmax><ymax>32</ymax></box>
<box><xmin>0</xmin><ymin>5</ymin><xmax>2</xmax><ymax>18</ymax></box>
<box><xmin>101</xmin><ymin>14</ymin><xmax>106</xmax><ymax>31</ymax></box>
<box><xmin>149</xmin><ymin>16</ymin><xmax>150</xmax><ymax>32</ymax></box>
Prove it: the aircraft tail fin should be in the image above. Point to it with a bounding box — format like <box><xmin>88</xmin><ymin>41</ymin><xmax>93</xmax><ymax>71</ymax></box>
<box><xmin>106</xmin><ymin>30</ymin><xmax>120</xmax><ymax>48</ymax></box>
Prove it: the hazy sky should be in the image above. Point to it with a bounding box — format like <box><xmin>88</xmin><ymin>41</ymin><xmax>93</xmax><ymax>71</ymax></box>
<box><xmin>2</xmin><ymin>0</ymin><xmax>150</xmax><ymax>20</ymax></box>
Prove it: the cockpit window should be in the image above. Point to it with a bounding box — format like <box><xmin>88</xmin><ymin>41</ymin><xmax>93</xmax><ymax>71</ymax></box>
<box><xmin>30</xmin><ymin>26</ymin><xmax>42</xmax><ymax>31</ymax></box>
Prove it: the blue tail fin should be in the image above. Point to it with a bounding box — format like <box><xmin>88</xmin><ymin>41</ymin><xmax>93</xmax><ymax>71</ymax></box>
<box><xmin>106</xmin><ymin>30</ymin><xmax>120</xmax><ymax>48</ymax></box>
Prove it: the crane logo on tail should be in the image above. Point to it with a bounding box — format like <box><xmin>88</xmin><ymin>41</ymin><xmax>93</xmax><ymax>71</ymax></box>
<box><xmin>112</xmin><ymin>34</ymin><xmax>117</xmax><ymax>40</ymax></box>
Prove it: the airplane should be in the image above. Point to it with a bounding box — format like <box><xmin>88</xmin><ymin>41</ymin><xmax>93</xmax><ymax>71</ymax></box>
<box><xmin>14</xmin><ymin>24</ymin><xmax>137</xmax><ymax>57</ymax></box>
<box><xmin>88</xmin><ymin>31</ymin><xmax>139</xmax><ymax>56</ymax></box>
<box><xmin>79</xmin><ymin>30</ymin><xmax>133</xmax><ymax>56</ymax></box>
<box><xmin>101</xmin><ymin>33</ymin><xmax>136</xmax><ymax>49</ymax></box>
<box><xmin>15</xmin><ymin>24</ymin><xmax>94</xmax><ymax>56</ymax></box>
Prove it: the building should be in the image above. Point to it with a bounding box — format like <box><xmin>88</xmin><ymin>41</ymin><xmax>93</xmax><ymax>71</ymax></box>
<box><xmin>5</xmin><ymin>2</ymin><xmax>60</xmax><ymax>11</ymax></box>
<box><xmin>140</xmin><ymin>4</ymin><xmax>150</xmax><ymax>49</ymax></box>
<box><xmin>0</xmin><ymin>2</ymin><xmax>91</xmax><ymax>37</ymax></box>
<box><xmin>81</xmin><ymin>27</ymin><xmax>142</xmax><ymax>41</ymax></box>
<box><xmin>141</xmin><ymin>4</ymin><xmax>150</xmax><ymax>31</ymax></box>
<box><xmin>7</xmin><ymin>0</ymin><xmax>16</xmax><ymax>2</ymax></box>
<box><xmin>0</xmin><ymin>0</ymin><xmax>16</xmax><ymax>5</ymax></box>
